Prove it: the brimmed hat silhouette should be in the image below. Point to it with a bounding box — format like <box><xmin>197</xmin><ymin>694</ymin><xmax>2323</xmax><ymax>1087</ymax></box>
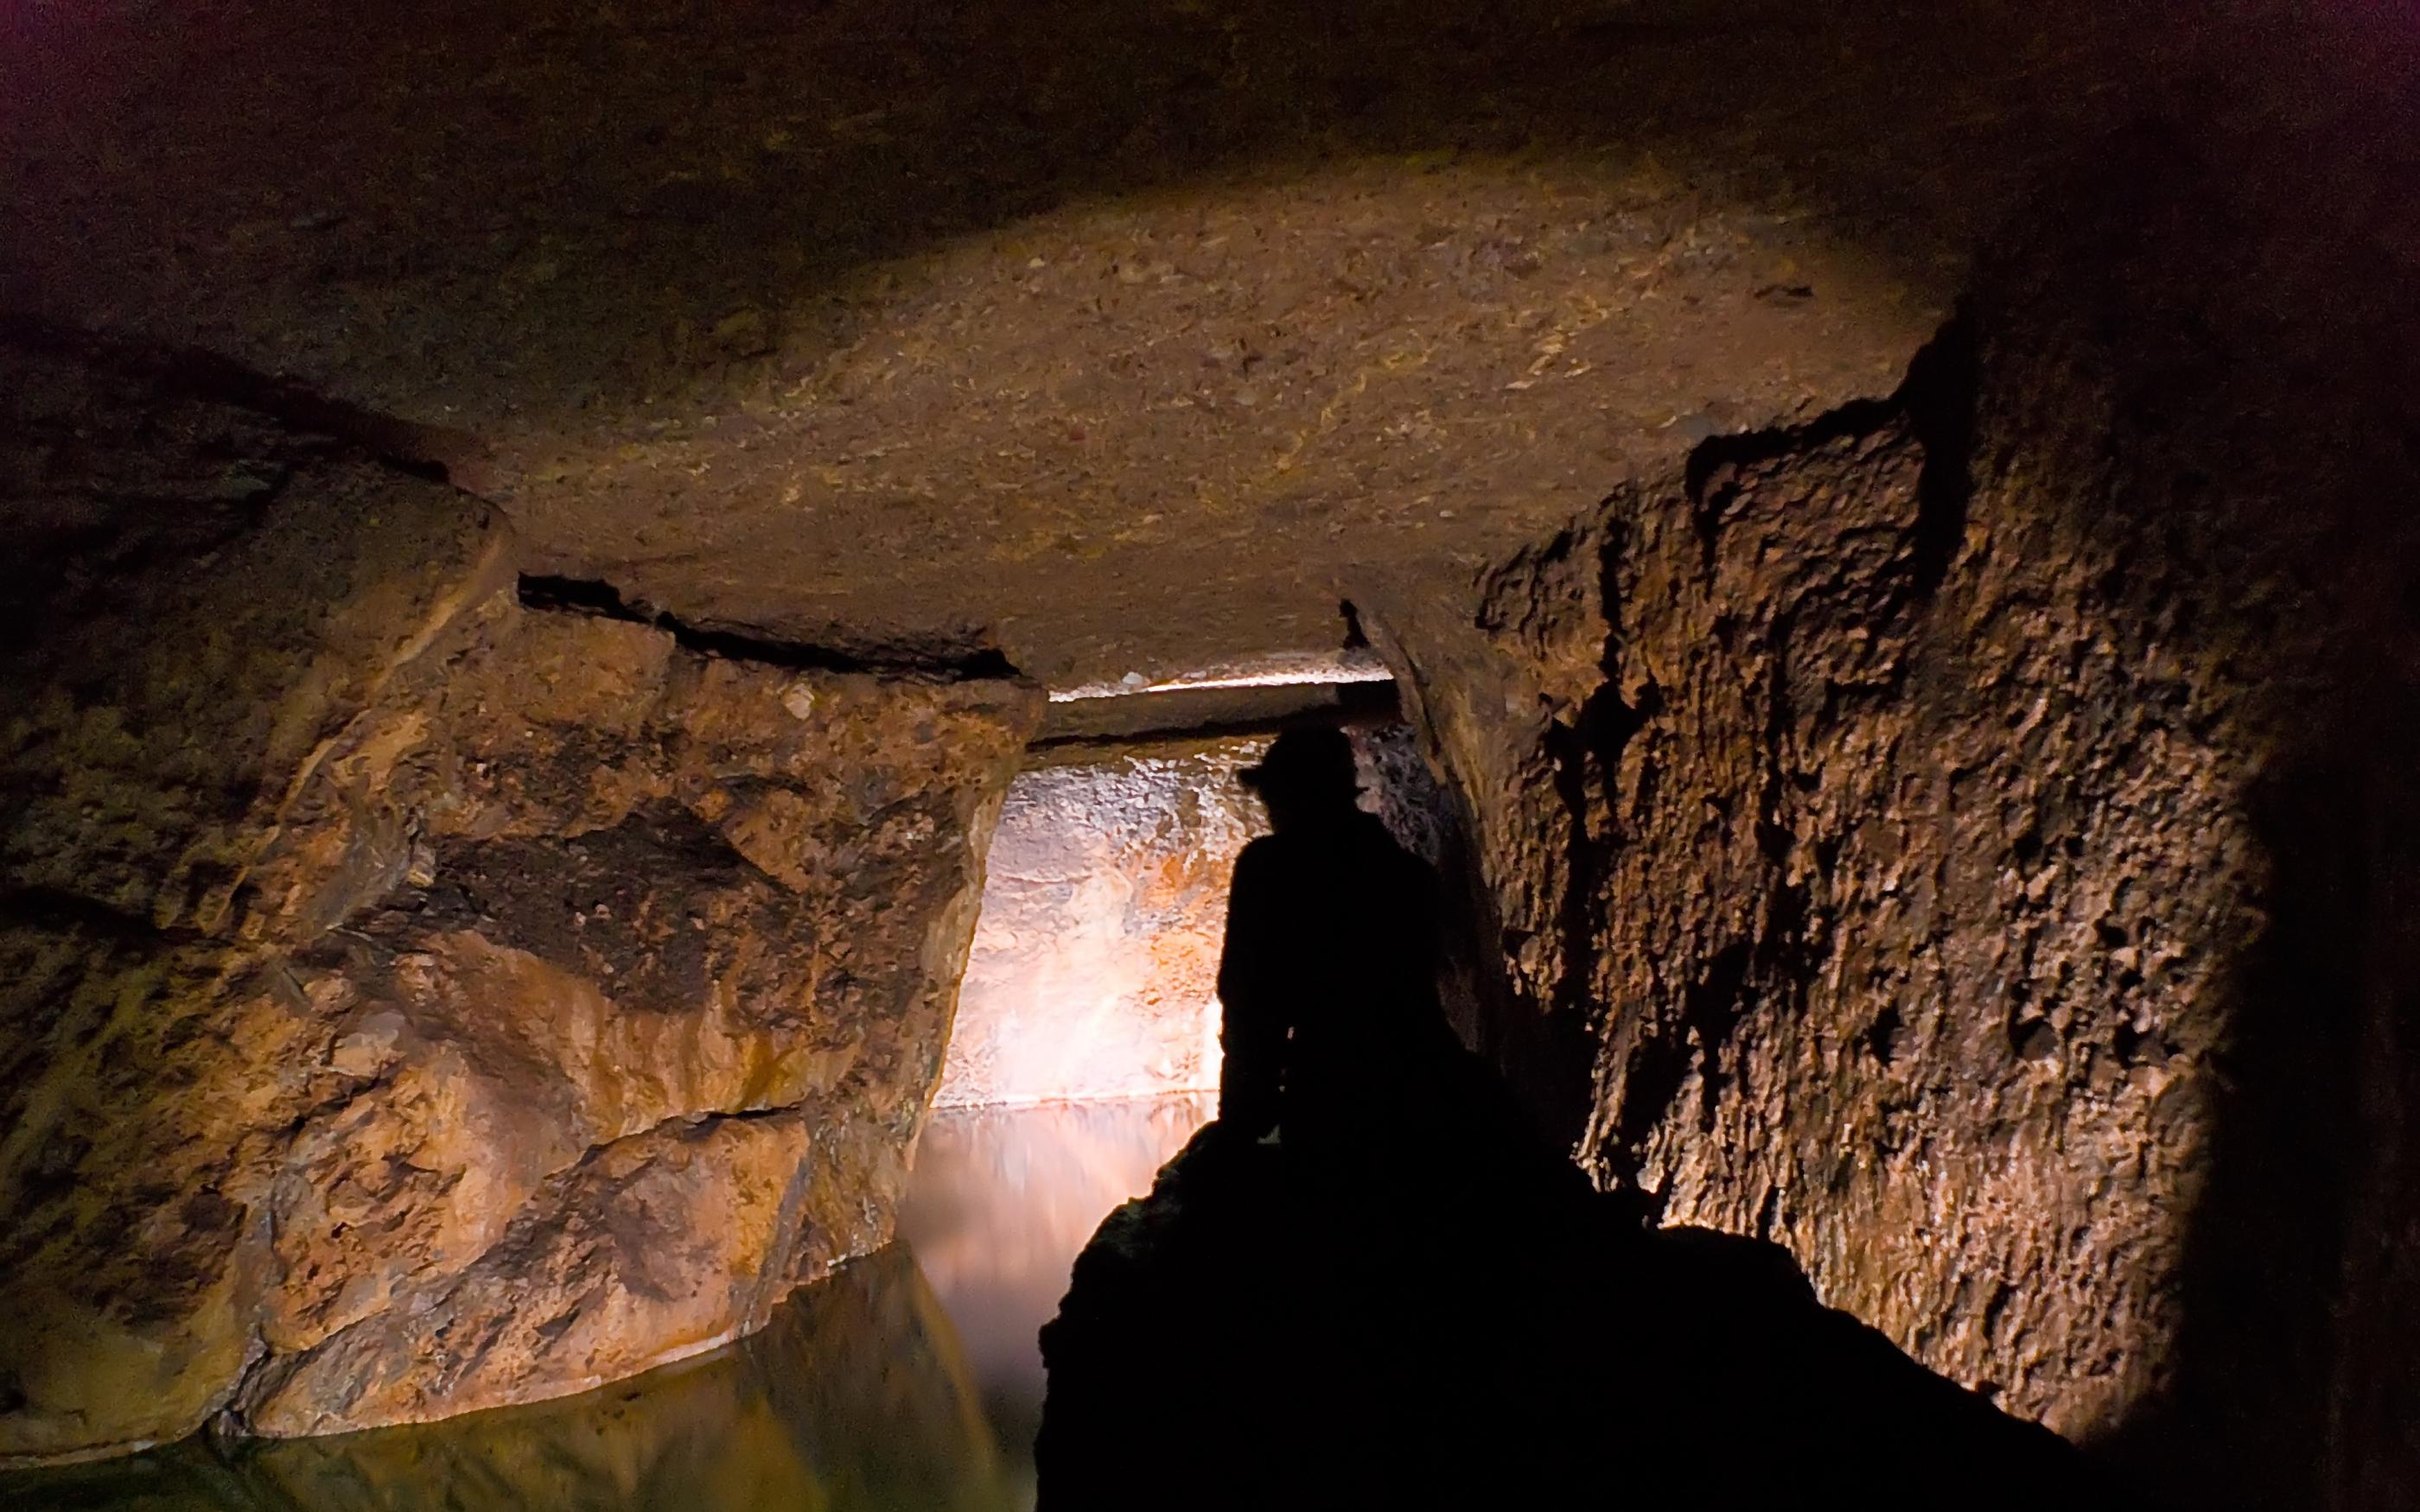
<box><xmin>1237</xmin><ymin>727</ymin><xmax>1359</xmax><ymax>803</ymax></box>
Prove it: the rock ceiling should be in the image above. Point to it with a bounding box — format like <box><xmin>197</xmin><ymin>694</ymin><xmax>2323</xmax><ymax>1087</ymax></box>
<box><xmin>3</xmin><ymin>0</ymin><xmax>2182</xmax><ymax>686</ymax></box>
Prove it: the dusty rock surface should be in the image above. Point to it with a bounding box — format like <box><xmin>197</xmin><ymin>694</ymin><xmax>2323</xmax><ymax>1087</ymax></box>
<box><xmin>0</xmin><ymin>335</ymin><xmax>1038</xmax><ymax>1463</ymax></box>
<box><xmin>0</xmin><ymin>0</ymin><xmax>2198</xmax><ymax>687</ymax></box>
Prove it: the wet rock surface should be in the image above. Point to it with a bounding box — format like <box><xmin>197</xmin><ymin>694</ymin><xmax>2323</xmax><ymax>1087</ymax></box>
<box><xmin>3</xmin><ymin>1246</ymin><xmax>1020</xmax><ymax>1512</ymax></box>
<box><xmin>0</xmin><ymin>334</ymin><xmax>1039</xmax><ymax>1462</ymax></box>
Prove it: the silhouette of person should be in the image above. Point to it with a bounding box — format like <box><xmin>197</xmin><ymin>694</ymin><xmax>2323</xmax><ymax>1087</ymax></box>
<box><xmin>1213</xmin><ymin>727</ymin><xmax>1448</xmax><ymax>1159</ymax></box>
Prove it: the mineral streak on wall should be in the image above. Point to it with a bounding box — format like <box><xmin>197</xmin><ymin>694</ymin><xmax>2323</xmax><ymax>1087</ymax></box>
<box><xmin>933</xmin><ymin>742</ymin><xmax>1269</xmax><ymax>1109</ymax></box>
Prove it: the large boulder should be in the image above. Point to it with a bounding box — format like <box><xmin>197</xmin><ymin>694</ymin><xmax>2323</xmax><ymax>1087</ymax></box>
<box><xmin>0</xmin><ymin>334</ymin><xmax>1039</xmax><ymax>1463</ymax></box>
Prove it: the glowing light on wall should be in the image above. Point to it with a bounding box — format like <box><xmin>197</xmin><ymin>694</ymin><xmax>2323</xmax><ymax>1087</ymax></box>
<box><xmin>933</xmin><ymin>742</ymin><xmax>1268</xmax><ymax>1108</ymax></box>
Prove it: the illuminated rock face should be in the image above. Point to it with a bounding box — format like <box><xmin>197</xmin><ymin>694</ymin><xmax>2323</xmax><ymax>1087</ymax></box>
<box><xmin>934</xmin><ymin>746</ymin><xmax>1264</xmax><ymax>1109</ymax></box>
<box><xmin>1376</xmin><ymin>217</ymin><xmax>2417</xmax><ymax>1503</ymax></box>
<box><xmin>0</xmin><ymin>338</ymin><xmax>1038</xmax><ymax>1463</ymax></box>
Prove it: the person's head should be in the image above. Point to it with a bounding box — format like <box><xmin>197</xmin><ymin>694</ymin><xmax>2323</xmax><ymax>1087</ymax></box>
<box><xmin>1238</xmin><ymin>727</ymin><xmax>1360</xmax><ymax>830</ymax></box>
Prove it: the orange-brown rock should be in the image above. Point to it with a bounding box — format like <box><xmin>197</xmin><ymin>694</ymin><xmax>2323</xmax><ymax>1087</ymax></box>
<box><xmin>1371</xmin><ymin>162</ymin><xmax>2420</xmax><ymax>1503</ymax></box>
<box><xmin>0</xmin><ymin>335</ymin><xmax>1039</xmax><ymax>1463</ymax></box>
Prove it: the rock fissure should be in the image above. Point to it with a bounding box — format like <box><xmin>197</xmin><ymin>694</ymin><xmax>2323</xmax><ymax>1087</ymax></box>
<box><xmin>517</xmin><ymin>575</ymin><xmax>1022</xmax><ymax>683</ymax></box>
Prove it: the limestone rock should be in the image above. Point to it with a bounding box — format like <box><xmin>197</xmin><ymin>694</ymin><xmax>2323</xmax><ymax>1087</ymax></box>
<box><xmin>0</xmin><ymin>337</ymin><xmax>1040</xmax><ymax>1463</ymax></box>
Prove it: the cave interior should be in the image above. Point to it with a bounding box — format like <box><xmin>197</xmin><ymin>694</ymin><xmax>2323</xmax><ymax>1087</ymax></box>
<box><xmin>4</xmin><ymin>1</ymin><xmax>2420</xmax><ymax>1509</ymax></box>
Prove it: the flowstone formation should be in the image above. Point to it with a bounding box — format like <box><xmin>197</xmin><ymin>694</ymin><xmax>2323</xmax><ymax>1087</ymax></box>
<box><xmin>0</xmin><ymin>335</ymin><xmax>1038</xmax><ymax>1463</ymax></box>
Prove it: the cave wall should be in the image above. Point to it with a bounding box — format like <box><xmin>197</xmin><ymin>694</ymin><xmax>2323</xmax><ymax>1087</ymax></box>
<box><xmin>1575</xmin><ymin>329</ymin><xmax>2248</xmax><ymax>1444</ymax></box>
<box><xmin>0</xmin><ymin>336</ymin><xmax>1039</xmax><ymax>1462</ymax></box>
<box><xmin>1372</xmin><ymin>146</ymin><xmax>2420</xmax><ymax>1507</ymax></box>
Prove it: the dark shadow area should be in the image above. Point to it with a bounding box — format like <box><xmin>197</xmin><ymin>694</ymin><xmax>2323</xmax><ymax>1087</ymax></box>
<box><xmin>517</xmin><ymin>572</ymin><xmax>1021</xmax><ymax>680</ymax></box>
<box><xmin>1988</xmin><ymin>127</ymin><xmax>2420</xmax><ymax>1511</ymax></box>
<box><xmin>2090</xmin><ymin>756</ymin><xmax>2367</xmax><ymax>1507</ymax></box>
<box><xmin>1039</xmin><ymin>731</ymin><xmax>2119</xmax><ymax>1510</ymax></box>
<box><xmin>1036</xmin><ymin>1058</ymin><xmax>2119</xmax><ymax>1510</ymax></box>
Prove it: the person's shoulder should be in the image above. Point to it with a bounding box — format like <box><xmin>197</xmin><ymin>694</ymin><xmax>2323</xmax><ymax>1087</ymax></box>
<box><xmin>1232</xmin><ymin>832</ymin><xmax>1287</xmax><ymax>874</ymax></box>
<box><xmin>1354</xmin><ymin>814</ymin><xmax>1439</xmax><ymax>887</ymax></box>
<box><xmin>1347</xmin><ymin>810</ymin><xmax>1424</xmax><ymax>861</ymax></box>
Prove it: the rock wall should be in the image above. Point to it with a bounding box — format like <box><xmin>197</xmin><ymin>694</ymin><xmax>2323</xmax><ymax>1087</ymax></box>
<box><xmin>1576</xmin><ymin>329</ymin><xmax>2251</xmax><ymax>1443</ymax></box>
<box><xmin>0</xmin><ymin>336</ymin><xmax>1039</xmax><ymax>1463</ymax></box>
<box><xmin>1370</xmin><ymin>149</ymin><xmax>2420</xmax><ymax>1507</ymax></box>
<box><xmin>1359</xmin><ymin>537</ymin><xmax>1608</xmax><ymax>1154</ymax></box>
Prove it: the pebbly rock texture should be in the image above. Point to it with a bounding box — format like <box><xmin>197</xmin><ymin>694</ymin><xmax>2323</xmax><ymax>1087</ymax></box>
<box><xmin>1572</xmin><ymin>334</ymin><xmax>2231</xmax><ymax>1443</ymax></box>
<box><xmin>933</xmin><ymin>743</ymin><xmax>1265</xmax><ymax>1109</ymax></box>
<box><xmin>0</xmin><ymin>334</ymin><xmax>1039</xmax><ymax>1464</ymax></box>
<box><xmin>1370</xmin><ymin>145</ymin><xmax>2420</xmax><ymax>1507</ymax></box>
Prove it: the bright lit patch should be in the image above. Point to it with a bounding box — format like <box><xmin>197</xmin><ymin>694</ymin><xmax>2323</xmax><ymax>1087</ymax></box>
<box><xmin>933</xmin><ymin>742</ymin><xmax>1268</xmax><ymax>1107</ymax></box>
<box><xmin>1048</xmin><ymin>650</ymin><xmax>1391</xmax><ymax>702</ymax></box>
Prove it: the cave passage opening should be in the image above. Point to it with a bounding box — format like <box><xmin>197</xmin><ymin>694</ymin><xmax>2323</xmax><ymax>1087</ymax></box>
<box><xmin>896</xmin><ymin>656</ymin><xmax>1455</xmax><ymax>1492</ymax></box>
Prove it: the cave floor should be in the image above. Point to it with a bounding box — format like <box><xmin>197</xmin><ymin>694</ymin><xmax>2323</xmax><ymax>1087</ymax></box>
<box><xmin>1038</xmin><ymin>1063</ymin><xmax>2118</xmax><ymax>1511</ymax></box>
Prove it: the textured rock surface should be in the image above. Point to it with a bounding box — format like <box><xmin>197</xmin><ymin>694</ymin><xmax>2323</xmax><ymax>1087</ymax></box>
<box><xmin>0</xmin><ymin>337</ymin><xmax>1038</xmax><ymax>1462</ymax></box>
<box><xmin>1579</xmin><ymin>350</ymin><xmax>2233</xmax><ymax>1442</ymax></box>
<box><xmin>934</xmin><ymin>745</ymin><xmax>1264</xmax><ymax>1108</ymax></box>
<box><xmin>1372</xmin><ymin>151</ymin><xmax>2420</xmax><ymax>1505</ymax></box>
<box><xmin>4</xmin><ymin>0</ymin><xmax>2140</xmax><ymax>687</ymax></box>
